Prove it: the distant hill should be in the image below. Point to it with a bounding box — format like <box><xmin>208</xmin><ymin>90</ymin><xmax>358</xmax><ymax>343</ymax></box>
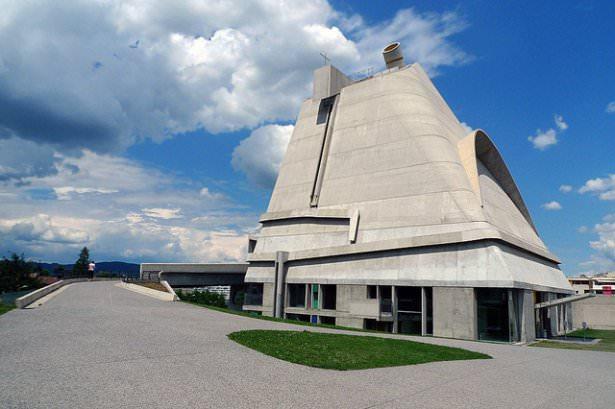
<box><xmin>37</xmin><ymin>261</ymin><xmax>140</xmax><ymax>278</ymax></box>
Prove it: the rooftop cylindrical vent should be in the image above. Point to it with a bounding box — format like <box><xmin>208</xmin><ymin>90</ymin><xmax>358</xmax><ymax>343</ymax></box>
<box><xmin>382</xmin><ymin>42</ymin><xmax>404</xmax><ymax>69</ymax></box>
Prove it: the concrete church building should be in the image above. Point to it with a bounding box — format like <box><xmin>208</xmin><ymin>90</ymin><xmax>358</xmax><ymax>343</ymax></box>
<box><xmin>240</xmin><ymin>42</ymin><xmax>573</xmax><ymax>343</ymax></box>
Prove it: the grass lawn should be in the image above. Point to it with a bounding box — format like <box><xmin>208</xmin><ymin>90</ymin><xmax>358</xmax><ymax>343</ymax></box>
<box><xmin>532</xmin><ymin>329</ymin><xmax>615</xmax><ymax>353</ymax></box>
<box><xmin>228</xmin><ymin>329</ymin><xmax>491</xmax><ymax>370</ymax></box>
<box><xmin>0</xmin><ymin>302</ymin><xmax>15</xmax><ymax>316</ymax></box>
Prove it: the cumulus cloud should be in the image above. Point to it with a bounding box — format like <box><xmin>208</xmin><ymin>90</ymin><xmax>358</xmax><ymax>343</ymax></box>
<box><xmin>232</xmin><ymin>124</ymin><xmax>294</xmax><ymax>189</ymax></box>
<box><xmin>606</xmin><ymin>101</ymin><xmax>615</xmax><ymax>114</ymax></box>
<box><xmin>0</xmin><ymin>1</ymin><xmax>470</xmax><ymax>163</ymax></box>
<box><xmin>541</xmin><ymin>201</ymin><xmax>562</xmax><ymax>210</ymax></box>
<box><xmin>579</xmin><ymin>174</ymin><xmax>615</xmax><ymax>201</ymax></box>
<box><xmin>0</xmin><ymin>1</ymin><xmax>473</xmax><ymax>261</ymax></box>
<box><xmin>554</xmin><ymin>114</ymin><xmax>568</xmax><ymax>131</ymax></box>
<box><xmin>528</xmin><ymin>129</ymin><xmax>558</xmax><ymax>150</ymax></box>
<box><xmin>142</xmin><ymin>208</ymin><xmax>183</xmax><ymax>220</ymax></box>
<box><xmin>199</xmin><ymin>187</ymin><xmax>226</xmax><ymax>201</ymax></box>
<box><xmin>0</xmin><ymin>214</ymin><xmax>89</xmax><ymax>245</ymax></box>
<box><xmin>528</xmin><ymin>114</ymin><xmax>568</xmax><ymax>150</ymax></box>
<box><xmin>0</xmin><ymin>150</ymin><xmax>256</xmax><ymax>263</ymax></box>
<box><xmin>0</xmin><ymin>137</ymin><xmax>59</xmax><ymax>184</ymax></box>
<box><xmin>559</xmin><ymin>184</ymin><xmax>573</xmax><ymax>193</ymax></box>
<box><xmin>580</xmin><ymin>214</ymin><xmax>615</xmax><ymax>274</ymax></box>
<box><xmin>54</xmin><ymin>187</ymin><xmax>119</xmax><ymax>201</ymax></box>
<box><xmin>460</xmin><ymin>122</ymin><xmax>473</xmax><ymax>134</ymax></box>
<box><xmin>353</xmin><ymin>9</ymin><xmax>471</xmax><ymax>76</ymax></box>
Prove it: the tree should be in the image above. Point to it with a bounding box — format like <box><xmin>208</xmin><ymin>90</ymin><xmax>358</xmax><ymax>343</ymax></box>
<box><xmin>72</xmin><ymin>247</ymin><xmax>90</xmax><ymax>278</ymax></box>
<box><xmin>0</xmin><ymin>253</ymin><xmax>40</xmax><ymax>292</ymax></box>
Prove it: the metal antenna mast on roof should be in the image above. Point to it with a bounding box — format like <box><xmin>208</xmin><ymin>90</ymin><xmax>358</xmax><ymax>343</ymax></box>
<box><xmin>319</xmin><ymin>52</ymin><xmax>330</xmax><ymax>66</ymax></box>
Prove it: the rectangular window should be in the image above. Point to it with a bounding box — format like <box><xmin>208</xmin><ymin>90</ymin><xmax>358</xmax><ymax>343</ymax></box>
<box><xmin>286</xmin><ymin>313</ymin><xmax>310</xmax><ymax>322</ymax></box>
<box><xmin>311</xmin><ymin>284</ymin><xmax>319</xmax><ymax>309</ymax></box>
<box><xmin>316</xmin><ymin>96</ymin><xmax>336</xmax><ymax>124</ymax></box>
<box><xmin>364</xmin><ymin>319</ymin><xmax>393</xmax><ymax>333</ymax></box>
<box><xmin>380</xmin><ymin>286</ymin><xmax>392</xmax><ymax>314</ymax></box>
<box><xmin>321</xmin><ymin>284</ymin><xmax>336</xmax><ymax>310</ymax></box>
<box><xmin>288</xmin><ymin>284</ymin><xmax>306</xmax><ymax>308</ymax></box>
<box><xmin>367</xmin><ymin>285</ymin><xmax>377</xmax><ymax>299</ymax></box>
<box><xmin>320</xmin><ymin>316</ymin><xmax>335</xmax><ymax>325</ymax></box>
<box><xmin>244</xmin><ymin>283</ymin><xmax>263</xmax><ymax>306</ymax></box>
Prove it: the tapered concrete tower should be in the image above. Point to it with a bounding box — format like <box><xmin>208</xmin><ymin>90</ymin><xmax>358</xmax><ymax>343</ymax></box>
<box><xmin>243</xmin><ymin>43</ymin><xmax>573</xmax><ymax>342</ymax></box>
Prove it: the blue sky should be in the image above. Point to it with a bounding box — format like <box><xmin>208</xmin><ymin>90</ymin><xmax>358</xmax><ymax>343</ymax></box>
<box><xmin>0</xmin><ymin>1</ymin><xmax>613</xmax><ymax>275</ymax></box>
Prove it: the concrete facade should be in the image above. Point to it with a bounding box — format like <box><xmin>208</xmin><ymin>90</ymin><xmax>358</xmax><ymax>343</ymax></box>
<box><xmin>226</xmin><ymin>44</ymin><xmax>570</xmax><ymax>342</ymax></box>
<box><xmin>572</xmin><ymin>295</ymin><xmax>615</xmax><ymax>330</ymax></box>
<box><xmin>243</xmin><ymin>47</ymin><xmax>573</xmax><ymax>341</ymax></box>
<box><xmin>433</xmin><ymin>287</ymin><xmax>477</xmax><ymax>340</ymax></box>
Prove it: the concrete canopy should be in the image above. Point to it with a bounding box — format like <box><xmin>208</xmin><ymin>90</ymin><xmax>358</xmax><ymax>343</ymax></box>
<box><xmin>245</xmin><ymin>63</ymin><xmax>572</xmax><ymax>294</ymax></box>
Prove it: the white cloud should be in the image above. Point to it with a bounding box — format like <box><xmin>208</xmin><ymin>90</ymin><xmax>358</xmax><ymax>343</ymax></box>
<box><xmin>142</xmin><ymin>208</ymin><xmax>183</xmax><ymax>220</ymax></box>
<box><xmin>579</xmin><ymin>174</ymin><xmax>615</xmax><ymax>201</ymax></box>
<box><xmin>606</xmin><ymin>101</ymin><xmax>615</xmax><ymax>114</ymax></box>
<box><xmin>578</xmin><ymin>225</ymin><xmax>589</xmax><ymax>233</ymax></box>
<box><xmin>353</xmin><ymin>9</ymin><xmax>471</xmax><ymax>76</ymax></box>
<box><xmin>0</xmin><ymin>150</ymin><xmax>256</xmax><ymax>263</ymax></box>
<box><xmin>0</xmin><ymin>214</ymin><xmax>89</xmax><ymax>245</ymax></box>
<box><xmin>54</xmin><ymin>187</ymin><xmax>119</xmax><ymax>201</ymax></box>
<box><xmin>554</xmin><ymin>114</ymin><xmax>568</xmax><ymax>131</ymax></box>
<box><xmin>199</xmin><ymin>187</ymin><xmax>226</xmax><ymax>201</ymax></box>
<box><xmin>528</xmin><ymin>114</ymin><xmax>568</xmax><ymax>150</ymax></box>
<box><xmin>0</xmin><ymin>1</ymin><xmax>470</xmax><ymax>166</ymax></box>
<box><xmin>528</xmin><ymin>129</ymin><xmax>557</xmax><ymax>150</ymax></box>
<box><xmin>541</xmin><ymin>201</ymin><xmax>562</xmax><ymax>210</ymax></box>
<box><xmin>232</xmin><ymin>124</ymin><xmax>294</xmax><ymax>189</ymax></box>
<box><xmin>580</xmin><ymin>214</ymin><xmax>615</xmax><ymax>274</ymax></box>
<box><xmin>460</xmin><ymin>122</ymin><xmax>472</xmax><ymax>134</ymax></box>
<box><xmin>0</xmin><ymin>2</ymin><xmax>473</xmax><ymax>262</ymax></box>
<box><xmin>559</xmin><ymin>184</ymin><xmax>573</xmax><ymax>193</ymax></box>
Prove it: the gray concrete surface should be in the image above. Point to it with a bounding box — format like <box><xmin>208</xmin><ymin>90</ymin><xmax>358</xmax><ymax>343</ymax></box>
<box><xmin>1</xmin><ymin>281</ymin><xmax>614</xmax><ymax>409</ymax></box>
<box><xmin>573</xmin><ymin>295</ymin><xmax>615</xmax><ymax>330</ymax></box>
<box><xmin>433</xmin><ymin>287</ymin><xmax>477</xmax><ymax>340</ymax></box>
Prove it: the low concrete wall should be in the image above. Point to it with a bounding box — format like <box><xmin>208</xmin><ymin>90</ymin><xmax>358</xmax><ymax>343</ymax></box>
<box><xmin>160</xmin><ymin>280</ymin><xmax>179</xmax><ymax>301</ymax></box>
<box><xmin>433</xmin><ymin>287</ymin><xmax>477</xmax><ymax>340</ymax></box>
<box><xmin>116</xmin><ymin>282</ymin><xmax>176</xmax><ymax>302</ymax></box>
<box><xmin>15</xmin><ymin>279</ymin><xmax>87</xmax><ymax>308</ymax></box>
<box><xmin>572</xmin><ymin>295</ymin><xmax>615</xmax><ymax>330</ymax></box>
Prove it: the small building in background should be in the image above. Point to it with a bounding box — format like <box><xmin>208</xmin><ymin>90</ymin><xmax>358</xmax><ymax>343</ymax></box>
<box><xmin>569</xmin><ymin>273</ymin><xmax>615</xmax><ymax>295</ymax></box>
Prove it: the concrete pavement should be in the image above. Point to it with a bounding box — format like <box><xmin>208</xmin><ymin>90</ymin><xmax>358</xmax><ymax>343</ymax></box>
<box><xmin>1</xmin><ymin>281</ymin><xmax>614</xmax><ymax>408</ymax></box>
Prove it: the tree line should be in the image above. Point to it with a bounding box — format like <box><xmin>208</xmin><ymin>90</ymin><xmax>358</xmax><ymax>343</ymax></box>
<box><xmin>0</xmin><ymin>247</ymin><xmax>93</xmax><ymax>293</ymax></box>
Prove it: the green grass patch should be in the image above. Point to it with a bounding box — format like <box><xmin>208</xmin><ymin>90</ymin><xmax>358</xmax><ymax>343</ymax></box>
<box><xmin>532</xmin><ymin>329</ymin><xmax>615</xmax><ymax>353</ymax></box>
<box><xmin>0</xmin><ymin>302</ymin><xmax>15</xmax><ymax>316</ymax></box>
<box><xmin>228</xmin><ymin>329</ymin><xmax>490</xmax><ymax>370</ymax></box>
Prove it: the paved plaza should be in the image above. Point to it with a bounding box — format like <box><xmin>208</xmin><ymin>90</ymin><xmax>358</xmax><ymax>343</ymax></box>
<box><xmin>1</xmin><ymin>281</ymin><xmax>614</xmax><ymax>408</ymax></box>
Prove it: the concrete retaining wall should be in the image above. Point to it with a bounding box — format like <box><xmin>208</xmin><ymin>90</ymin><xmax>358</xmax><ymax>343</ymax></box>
<box><xmin>160</xmin><ymin>280</ymin><xmax>179</xmax><ymax>301</ymax></box>
<box><xmin>15</xmin><ymin>279</ymin><xmax>87</xmax><ymax>308</ymax></box>
<box><xmin>572</xmin><ymin>295</ymin><xmax>615</xmax><ymax>330</ymax></box>
<box><xmin>116</xmin><ymin>282</ymin><xmax>176</xmax><ymax>302</ymax></box>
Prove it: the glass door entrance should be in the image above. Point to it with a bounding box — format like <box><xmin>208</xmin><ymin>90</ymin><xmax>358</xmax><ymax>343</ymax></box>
<box><xmin>396</xmin><ymin>287</ymin><xmax>422</xmax><ymax>335</ymax></box>
<box><xmin>477</xmin><ymin>288</ymin><xmax>510</xmax><ymax>342</ymax></box>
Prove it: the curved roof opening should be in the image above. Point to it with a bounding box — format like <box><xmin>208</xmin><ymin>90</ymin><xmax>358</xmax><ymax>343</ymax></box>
<box><xmin>458</xmin><ymin>129</ymin><xmax>538</xmax><ymax>234</ymax></box>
